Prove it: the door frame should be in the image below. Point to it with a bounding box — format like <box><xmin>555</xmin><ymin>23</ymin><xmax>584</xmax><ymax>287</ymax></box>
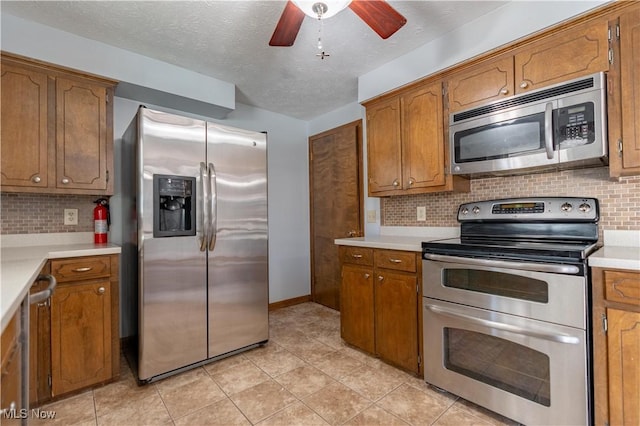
<box><xmin>308</xmin><ymin>119</ymin><xmax>364</xmax><ymax>309</ymax></box>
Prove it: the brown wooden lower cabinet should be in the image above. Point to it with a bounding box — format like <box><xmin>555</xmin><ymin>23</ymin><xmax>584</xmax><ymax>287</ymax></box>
<box><xmin>592</xmin><ymin>267</ymin><xmax>640</xmax><ymax>426</ymax></box>
<box><xmin>339</xmin><ymin>246</ymin><xmax>422</xmax><ymax>374</ymax></box>
<box><xmin>30</xmin><ymin>254</ymin><xmax>119</xmax><ymax>405</ymax></box>
<box><xmin>1</xmin><ymin>307</ymin><xmax>23</xmax><ymax>423</ymax></box>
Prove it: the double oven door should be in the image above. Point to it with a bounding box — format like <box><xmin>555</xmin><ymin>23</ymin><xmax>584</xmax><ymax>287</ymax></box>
<box><xmin>422</xmin><ymin>256</ymin><xmax>590</xmax><ymax>426</ymax></box>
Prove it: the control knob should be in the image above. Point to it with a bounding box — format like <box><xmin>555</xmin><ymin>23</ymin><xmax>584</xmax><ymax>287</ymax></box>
<box><xmin>579</xmin><ymin>203</ymin><xmax>592</xmax><ymax>213</ymax></box>
<box><xmin>460</xmin><ymin>207</ymin><xmax>469</xmax><ymax>215</ymax></box>
<box><xmin>560</xmin><ymin>202</ymin><xmax>573</xmax><ymax>212</ymax></box>
<box><xmin>472</xmin><ymin>206</ymin><xmax>481</xmax><ymax>215</ymax></box>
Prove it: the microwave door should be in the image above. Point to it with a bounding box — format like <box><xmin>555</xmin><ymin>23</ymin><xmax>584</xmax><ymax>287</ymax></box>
<box><xmin>451</xmin><ymin>102</ymin><xmax>558</xmax><ymax>175</ymax></box>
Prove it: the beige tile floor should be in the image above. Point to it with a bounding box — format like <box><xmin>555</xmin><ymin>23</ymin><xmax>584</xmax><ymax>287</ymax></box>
<box><xmin>32</xmin><ymin>302</ymin><xmax>519</xmax><ymax>425</ymax></box>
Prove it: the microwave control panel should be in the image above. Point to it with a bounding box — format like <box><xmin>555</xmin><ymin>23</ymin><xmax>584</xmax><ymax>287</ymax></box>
<box><xmin>557</xmin><ymin>102</ymin><xmax>595</xmax><ymax>145</ymax></box>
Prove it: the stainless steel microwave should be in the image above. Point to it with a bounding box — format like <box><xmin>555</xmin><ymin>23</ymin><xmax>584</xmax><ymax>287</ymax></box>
<box><xmin>450</xmin><ymin>72</ymin><xmax>608</xmax><ymax>176</ymax></box>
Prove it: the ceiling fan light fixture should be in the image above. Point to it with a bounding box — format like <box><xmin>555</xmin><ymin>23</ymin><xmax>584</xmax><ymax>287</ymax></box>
<box><xmin>293</xmin><ymin>1</ymin><xmax>351</xmax><ymax>19</ymax></box>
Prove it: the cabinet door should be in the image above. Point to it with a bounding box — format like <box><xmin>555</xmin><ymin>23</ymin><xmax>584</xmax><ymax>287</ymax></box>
<box><xmin>374</xmin><ymin>270</ymin><xmax>418</xmax><ymax>373</ymax></box>
<box><xmin>29</xmin><ymin>270</ymin><xmax>52</xmax><ymax>406</ymax></box>
<box><xmin>606</xmin><ymin>308</ymin><xmax>640</xmax><ymax>426</ymax></box>
<box><xmin>1</xmin><ymin>62</ymin><xmax>49</xmax><ymax>189</ymax></box>
<box><xmin>401</xmin><ymin>82</ymin><xmax>446</xmax><ymax>190</ymax></box>
<box><xmin>55</xmin><ymin>77</ymin><xmax>110</xmax><ymax>191</ymax></box>
<box><xmin>1</xmin><ymin>310</ymin><xmax>22</xmax><ymax>422</ymax></box>
<box><xmin>515</xmin><ymin>20</ymin><xmax>609</xmax><ymax>93</ymax></box>
<box><xmin>340</xmin><ymin>264</ymin><xmax>375</xmax><ymax>353</ymax></box>
<box><xmin>366</xmin><ymin>97</ymin><xmax>402</xmax><ymax>195</ymax></box>
<box><xmin>448</xmin><ymin>56</ymin><xmax>515</xmax><ymax>112</ymax></box>
<box><xmin>619</xmin><ymin>6</ymin><xmax>640</xmax><ymax>172</ymax></box>
<box><xmin>50</xmin><ymin>280</ymin><xmax>112</xmax><ymax>396</ymax></box>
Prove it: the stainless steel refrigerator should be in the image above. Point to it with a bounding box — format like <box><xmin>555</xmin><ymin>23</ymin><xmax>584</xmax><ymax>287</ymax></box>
<box><xmin>121</xmin><ymin>107</ymin><xmax>268</xmax><ymax>383</ymax></box>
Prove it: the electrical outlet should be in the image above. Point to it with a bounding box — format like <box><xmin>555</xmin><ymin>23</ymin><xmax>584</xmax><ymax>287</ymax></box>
<box><xmin>64</xmin><ymin>208</ymin><xmax>78</xmax><ymax>225</ymax></box>
<box><xmin>417</xmin><ymin>206</ymin><xmax>427</xmax><ymax>222</ymax></box>
<box><xmin>366</xmin><ymin>210</ymin><xmax>377</xmax><ymax>223</ymax></box>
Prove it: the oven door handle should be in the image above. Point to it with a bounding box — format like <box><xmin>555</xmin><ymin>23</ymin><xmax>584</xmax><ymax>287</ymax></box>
<box><xmin>423</xmin><ymin>253</ymin><xmax>580</xmax><ymax>275</ymax></box>
<box><xmin>425</xmin><ymin>303</ymin><xmax>580</xmax><ymax>344</ymax></box>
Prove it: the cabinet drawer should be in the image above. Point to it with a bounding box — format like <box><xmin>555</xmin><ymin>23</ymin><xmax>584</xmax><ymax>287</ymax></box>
<box><xmin>604</xmin><ymin>270</ymin><xmax>640</xmax><ymax>307</ymax></box>
<box><xmin>374</xmin><ymin>250</ymin><xmax>416</xmax><ymax>272</ymax></box>
<box><xmin>340</xmin><ymin>246</ymin><xmax>373</xmax><ymax>266</ymax></box>
<box><xmin>51</xmin><ymin>256</ymin><xmax>111</xmax><ymax>283</ymax></box>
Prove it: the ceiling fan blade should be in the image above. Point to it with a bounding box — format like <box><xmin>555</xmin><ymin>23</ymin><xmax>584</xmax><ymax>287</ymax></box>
<box><xmin>349</xmin><ymin>0</ymin><xmax>407</xmax><ymax>39</ymax></box>
<box><xmin>269</xmin><ymin>1</ymin><xmax>306</xmax><ymax>46</ymax></box>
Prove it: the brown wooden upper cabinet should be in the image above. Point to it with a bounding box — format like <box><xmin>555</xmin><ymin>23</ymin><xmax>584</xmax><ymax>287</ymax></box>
<box><xmin>448</xmin><ymin>19</ymin><xmax>609</xmax><ymax>113</ymax></box>
<box><xmin>365</xmin><ymin>79</ymin><xmax>468</xmax><ymax>197</ymax></box>
<box><xmin>1</xmin><ymin>53</ymin><xmax>117</xmax><ymax>195</ymax></box>
<box><xmin>608</xmin><ymin>3</ymin><xmax>640</xmax><ymax>177</ymax></box>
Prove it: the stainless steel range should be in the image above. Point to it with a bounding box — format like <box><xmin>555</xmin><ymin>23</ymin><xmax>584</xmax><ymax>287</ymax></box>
<box><xmin>422</xmin><ymin>197</ymin><xmax>600</xmax><ymax>426</ymax></box>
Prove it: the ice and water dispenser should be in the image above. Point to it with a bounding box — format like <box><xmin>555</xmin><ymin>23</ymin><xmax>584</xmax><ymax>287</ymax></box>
<box><xmin>153</xmin><ymin>175</ymin><xmax>196</xmax><ymax>237</ymax></box>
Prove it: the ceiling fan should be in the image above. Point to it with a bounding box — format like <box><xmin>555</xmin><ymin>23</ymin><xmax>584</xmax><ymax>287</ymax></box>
<box><xmin>269</xmin><ymin>0</ymin><xmax>407</xmax><ymax>47</ymax></box>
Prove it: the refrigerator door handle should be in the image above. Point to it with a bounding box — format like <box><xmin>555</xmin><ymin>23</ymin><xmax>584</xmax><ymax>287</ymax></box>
<box><xmin>199</xmin><ymin>162</ymin><xmax>208</xmax><ymax>251</ymax></box>
<box><xmin>208</xmin><ymin>162</ymin><xmax>217</xmax><ymax>251</ymax></box>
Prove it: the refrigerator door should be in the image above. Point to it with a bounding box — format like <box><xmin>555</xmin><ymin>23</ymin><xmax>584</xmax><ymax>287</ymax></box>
<box><xmin>206</xmin><ymin>123</ymin><xmax>268</xmax><ymax>358</ymax></box>
<box><xmin>138</xmin><ymin>108</ymin><xmax>208</xmax><ymax>380</ymax></box>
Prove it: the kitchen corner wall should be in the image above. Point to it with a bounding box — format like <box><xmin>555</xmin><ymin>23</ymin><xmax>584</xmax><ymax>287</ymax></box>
<box><xmin>382</xmin><ymin>167</ymin><xmax>640</xmax><ymax>233</ymax></box>
<box><xmin>0</xmin><ymin>193</ymin><xmax>96</xmax><ymax>234</ymax></box>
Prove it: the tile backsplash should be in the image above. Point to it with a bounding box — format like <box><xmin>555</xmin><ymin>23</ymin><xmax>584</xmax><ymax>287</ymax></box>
<box><xmin>382</xmin><ymin>167</ymin><xmax>640</xmax><ymax>231</ymax></box>
<box><xmin>1</xmin><ymin>193</ymin><xmax>96</xmax><ymax>234</ymax></box>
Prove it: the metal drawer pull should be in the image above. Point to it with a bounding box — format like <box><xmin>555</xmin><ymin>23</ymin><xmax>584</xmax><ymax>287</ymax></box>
<box><xmin>388</xmin><ymin>258</ymin><xmax>402</xmax><ymax>263</ymax></box>
<box><xmin>363</xmin><ymin>273</ymin><xmax>370</xmax><ymax>279</ymax></box>
<box><xmin>378</xmin><ymin>276</ymin><xmax>384</xmax><ymax>281</ymax></box>
<box><xmin>425</xmin><ymin>304</ymin><xmax>580</xmax><ymax>344</ymax></box>
<box><xmin>29</xmin><ymin>274</ymin><xmax>57</xmax><ymax>305</ymax></box>
<box><xmin>72</xmin><ymin>267</ymin><xmax>93</xmax><ymax>272</ymax></box>
<box><xmin>423</xmin><ymin>253</ymin><xmax>580</xmax><ymax>274</ymax></box>
<box><xmin>351</xmin><ymin>254</ymin><xmax>363</xmax><ymax>259</ymax></box>
<box><xmin>98</xmin><ymin>287</ymin><xmax>106</xmax><ymax>294</ymax></box>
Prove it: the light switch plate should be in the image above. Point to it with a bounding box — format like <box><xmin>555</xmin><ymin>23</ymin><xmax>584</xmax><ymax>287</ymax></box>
<box><xmin>417</xmin><ymin>206</ymin><xmax>427</xmax><ymax>222</ymax></box>
<box><xmin>366</xmin><ymin>210</ymin><xmax>377</xmax><ymax>223</ymax></box>
<box><xmin>64</xmin><ymin>208</ymin><xmax>78</xmax><ymax>225</ymax></box>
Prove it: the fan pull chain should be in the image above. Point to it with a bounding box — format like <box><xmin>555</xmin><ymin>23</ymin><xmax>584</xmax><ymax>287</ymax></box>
<box><xmin>317</xmin><ymin>17</ymin><xmax>323</xmax><ymax>50</ymax></box>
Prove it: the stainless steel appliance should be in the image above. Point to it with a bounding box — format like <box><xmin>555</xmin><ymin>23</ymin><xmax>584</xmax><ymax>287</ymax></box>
<box><xmin>450</xmin><ymin>73</ymin><xmax>608</xmax><ymax>176</ymax></box>
<box><xmin>121</xmin><ymin>107</ymin><xmax>268</xmax><ymax>383</ymax></box>
<box><xmin>422</xmin><ymin>197</ymin><xmax>600</xmax><ymax>425</ymax></box>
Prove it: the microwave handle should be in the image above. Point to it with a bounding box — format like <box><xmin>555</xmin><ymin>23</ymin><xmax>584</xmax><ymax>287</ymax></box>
<box><xmin>544</xmin><ymin>102</ymin><xmax>554</xmax><ymax>159</ymax></box>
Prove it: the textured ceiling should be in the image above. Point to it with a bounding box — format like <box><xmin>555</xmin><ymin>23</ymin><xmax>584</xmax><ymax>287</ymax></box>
<box><xmin>2</xmin><ymin>1</ymin><xmax>508</xmax><ymax>120</ymax></box>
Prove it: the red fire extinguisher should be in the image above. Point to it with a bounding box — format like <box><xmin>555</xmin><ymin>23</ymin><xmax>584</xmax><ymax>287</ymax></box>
<box><xmin>93</xmin><ymin>198</ymin><xmax>110</xmax><ymax>244</ymax></box>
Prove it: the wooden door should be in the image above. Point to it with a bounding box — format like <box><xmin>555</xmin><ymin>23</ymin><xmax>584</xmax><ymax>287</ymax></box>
<box><xmin>374</xmin><ymin>269</ymin><xmax>418</xmax><ymax>373</ymax></box>
<box><xmin>50</xmin><ymin>280</ymin><xmax>112</xmax><ymax>396</ymax></box>
<box><xmin>619</xmin><ymin>6</ymin><xmax>640</xmax><ymax>172</ymax></box>
<box><xmin>448</xmin><ymin>56</ymin><xmax>515</xmax><ymax>112</ymax></box>
<box><xmin>1</xmin><ymin>61</ymin><xmax>50</xmax><ymax>189</ymax></box>
<box><xmin>366</xmin><ymin>97</ymin><xmax>402</xmax><ymax>195</ymax></box>
<box><xmin>606</xmin><ymin>308</ymin><xmax>640</xmax><ymax>426</ymax></box>
<box><xmin>401</xmin><ymin>81</ymin><xmax>446</xmax><ymax>190</ymax></box>
<box><xmin>340</xmin><ymin>264</ymin><xmax>375</xmax><ymax>353</ymax></box>
<box><xmin>309</xmin><ymin>121</ymin><xmax>363</xmax><ymax>310</ymax></box>
<box><xmin>55</xmin><ymin>77</ymin><xmax>110</xmax><ymax>191</ymax></box>
<box><xmin>515</xmin><ymin>19</ymin><xmax>609</xmax><ymax>93</ymax></box>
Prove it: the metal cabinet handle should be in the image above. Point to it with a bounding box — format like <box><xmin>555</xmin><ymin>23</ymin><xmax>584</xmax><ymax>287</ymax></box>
<box><xmin>32</xmin><ymin>175</ymin><xmax>41</xmax><ymax>183</ymax></box>
<box><xmin>519</xmin><ymin>81</ymin><xmax>528</xmax><ymax>89</ymax></box>
<box><xmin>347</xmin><ymin>230</ymin><xmax>357</xmax><ymax>237</ymax></box>
<box><xmin>363</xmin><ymin>273</ymin><xmax>370</xmax><ymax>279</ymax></box>
<box><xmin>98</xmin><ymin>287</ymin><xmax>105</xmax><ymax>294</ymax></box>
<box><xmin>500</xmin><ymin>88</ymin><xmax>508</xmax><ymax>95</ymax></box>
<box><xmin>29</xmin><ymin>274</ymin><xmax>57</xmax><ymax>305</ymax></box>
<box><xmin>408</xmin><ymin>178</ymin><xmax>415</xmax><ymax>186</ymax></box>
<box><xmin>392</xmin><ymin>179</ymin><xmax>400</xmax><ymax>187</ymax></box>
<box><xmin>378</xmin><ymin>275</ymin><xmax>384</xmax><ymax>281</ymax></box>
<box><xmin>388</xmin><ymin>258</ymin><xmax>402</xmax><ymax>263</ymax></box>
<box><xmin>61</xmin><ymin>178</ymin><xmax>70</xmax><ymax>184</ymax></box>
<box><xmin>72</xmin><ymin>267</ymin><xmax>92</xmax><ymax>272</ymax></box>
<box><xmin>351</xmin><ymin>254</ymin><xmax>363</xmax><ymax>259</ymax></box>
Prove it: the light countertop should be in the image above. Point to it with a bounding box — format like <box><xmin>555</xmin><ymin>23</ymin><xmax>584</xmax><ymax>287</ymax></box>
<box><xmin>334</xmin><ymin>226</ymin><xmax>459</xmax><ymax>252</ymax></box>
<box><xmin>1</xmin><ymin>232</ymin><xmax>121</xmax><ymax>332</ymax></box>
<box><xmin>588</xmin><ymin>230</ymin><xmax>640</xmax><ymax>271</ymax></box>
